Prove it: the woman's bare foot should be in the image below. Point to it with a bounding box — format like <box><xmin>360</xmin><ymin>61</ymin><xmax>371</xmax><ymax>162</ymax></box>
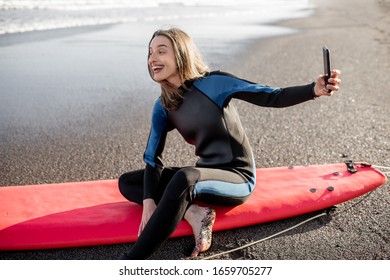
<box><xmin>184</xmin><ymin>204</ymin><xmax>216</xmax><ymax>257</ymax></box>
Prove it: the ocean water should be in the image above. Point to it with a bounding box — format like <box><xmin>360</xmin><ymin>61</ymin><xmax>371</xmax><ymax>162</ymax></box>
<box><xmin>0</xmin><ymin>0</ymin><xmax>314</xmax><ymax>132</ymax></box>
<box><xmin>0</xmin><ymin>0</ymin><xmax>312</xmax><ymax>35</ymax></box>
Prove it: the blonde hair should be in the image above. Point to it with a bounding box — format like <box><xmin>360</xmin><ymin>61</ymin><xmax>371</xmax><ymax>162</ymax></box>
<box><xmin>148</xmin><ymin>27</ymin><xmax>210</xmax><ymax>110</ymax></box>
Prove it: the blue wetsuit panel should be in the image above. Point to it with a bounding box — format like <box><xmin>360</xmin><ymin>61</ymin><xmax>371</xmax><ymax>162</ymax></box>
<box><xmin>193</xmin><ymin>72</ymin><xmax>281</xmax><ymax>108</ymax></box>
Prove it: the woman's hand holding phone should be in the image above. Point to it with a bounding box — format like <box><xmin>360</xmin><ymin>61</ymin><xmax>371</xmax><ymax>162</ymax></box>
<box><xmin>313</xmin><ymin>47</ymin><xmax>341</xmax><ymax>97</ymax></box>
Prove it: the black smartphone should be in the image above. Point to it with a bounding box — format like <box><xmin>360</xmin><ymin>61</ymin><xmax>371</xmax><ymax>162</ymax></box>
<box><xmin>323</xmin><ymin>46</ymin><xmax>331</xmax><ymax>92</ymax></box>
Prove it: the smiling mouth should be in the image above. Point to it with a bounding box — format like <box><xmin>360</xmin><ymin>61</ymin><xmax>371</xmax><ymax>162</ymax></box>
<box><xmin>152</xmin><ymin>65</ymin><xmax>164</xmax><ymax>74</ymax></box>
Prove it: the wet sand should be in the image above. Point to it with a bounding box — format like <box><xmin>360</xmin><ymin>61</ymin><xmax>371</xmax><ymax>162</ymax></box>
<box><xmin>1</xmin><ymin>0</ymin><xmax>389</xmax><ymax>260</ymax></box>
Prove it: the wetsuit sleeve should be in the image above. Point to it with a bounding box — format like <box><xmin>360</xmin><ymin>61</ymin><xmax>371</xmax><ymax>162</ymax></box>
<box><xmin>143</xmin><ymin>99</ymin><xmax>169</xmax><ymax>200</ymax></box>
<box><xmin>233</xmin><ymin>82</ymin><xmax>316</xmax><ymax>108</ymax></box>
<box><xmin>193</xmin><ymin>72</ymin><xmax>315</xmax><ymax>109</ymax></box>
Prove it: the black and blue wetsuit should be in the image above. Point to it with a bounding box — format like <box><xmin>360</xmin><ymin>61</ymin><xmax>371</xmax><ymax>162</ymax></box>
<box><xmin>119</xmin><ymin>71</ymin><xmax>315</xmax><ymax>259</ymax></box>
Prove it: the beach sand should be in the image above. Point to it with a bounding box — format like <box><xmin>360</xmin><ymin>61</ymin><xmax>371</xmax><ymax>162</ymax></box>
<box><xmin>1</xmin><ymin>0</ymin><xmax>389</xmax><ymax>260</ymax></box>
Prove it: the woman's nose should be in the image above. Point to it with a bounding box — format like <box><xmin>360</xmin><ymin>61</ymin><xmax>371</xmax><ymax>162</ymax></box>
<box><xmin>148</xmin><ymin>53</ymin><xmax>156</xmax><ymax>65</ymax></box>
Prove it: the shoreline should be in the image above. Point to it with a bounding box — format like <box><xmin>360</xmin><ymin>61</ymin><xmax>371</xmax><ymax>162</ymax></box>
<box><xmin>0</xmin><ymin>24</ymin><xmax>119</xmax><ymax>47</ymax></box>
<box><xmin>1</xmin><ymin>0</ymin><xmax>389</xmax><ymax>260</ymax></box>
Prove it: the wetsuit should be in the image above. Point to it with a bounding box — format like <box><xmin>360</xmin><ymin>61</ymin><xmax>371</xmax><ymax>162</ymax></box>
<box><xmin>119</xmin><ymin>71</ymin><xmax>316</xmax><ymax>259</ymax></box>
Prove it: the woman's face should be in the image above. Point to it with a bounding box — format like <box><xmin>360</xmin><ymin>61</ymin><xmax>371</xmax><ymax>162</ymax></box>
<box><xmin>148</xmin><ymin>35</ymin><xmax>181</xmax><ymax>87</ymax></box>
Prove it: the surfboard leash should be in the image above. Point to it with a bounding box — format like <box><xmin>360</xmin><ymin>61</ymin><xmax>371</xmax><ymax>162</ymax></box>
<box><xmin>200</xmin><ymin>186</ymin><xmax>385</xmax><ymax>260</ymax></box>
<box><xmin>200</xmin><ymin>211</ymin><xmax>328</xmax><ymax>260</ymax></box>
<box><xmin>372</xmin><ymin>164</ymin><xmax>390</xmax><ymax>177</ymax></box>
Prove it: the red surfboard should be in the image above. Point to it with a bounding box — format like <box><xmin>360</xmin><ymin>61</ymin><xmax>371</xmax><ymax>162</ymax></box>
<box><xmin>0</xmin><ymin>162</ymin><xmax>386</xmax><ymax>250</ymax></box>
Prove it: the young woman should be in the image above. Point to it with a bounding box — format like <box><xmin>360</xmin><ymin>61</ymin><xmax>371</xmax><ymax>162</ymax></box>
<box><xmin>118</xmin><ymin>27</ymin><xmax>341</xmax><ymax>259</ymax></box>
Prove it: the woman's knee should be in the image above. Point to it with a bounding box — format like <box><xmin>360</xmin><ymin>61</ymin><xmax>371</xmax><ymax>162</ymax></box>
<box><xmin>175</xmin><ymin>167</ymin><xmax>200</xmax><ymax>183</ymax></box>
<box><xmin>118</xmin><ymin>172</ymin><xmax>132</xmax><ymax>192</ymax></box>
<box><xmin>118</xmin><ymin>171</ymin><xmax>144</xmax><ymax>204</ymax></box>
<box><xmin>164</xmin><ymin>167</ymin><xmax>200</xmax><ymax>200</ymax></box>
